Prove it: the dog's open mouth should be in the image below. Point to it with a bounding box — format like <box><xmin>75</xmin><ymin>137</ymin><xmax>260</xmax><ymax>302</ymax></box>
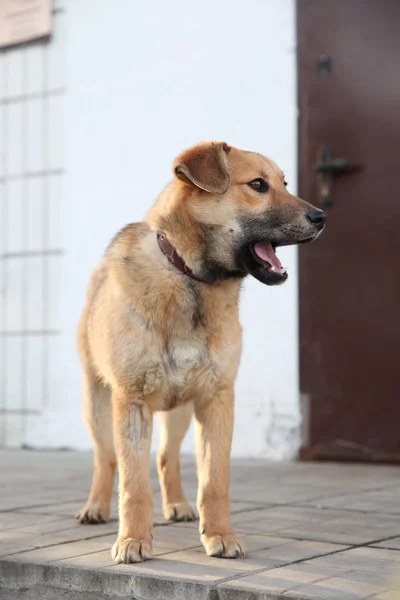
<box><xmin>241</xmin><ymin>236</ymin><xmax>318</xmax><ymax>286</ymax></box>
<box><xmin>251</xmin><ymin>242</ymin><xmax>287</xmax><ymax>276</ymax></box>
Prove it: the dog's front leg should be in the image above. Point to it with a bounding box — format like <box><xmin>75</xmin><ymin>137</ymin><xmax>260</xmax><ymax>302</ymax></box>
<box><xmin>195</xmin><ymin>387</ymin><xmax>245</xmax><ymax>559</ymax></box>
<box><xmin>111</xmin><ymin>392</ymin><xmax>153</xmax><ymax>563</ymax></box>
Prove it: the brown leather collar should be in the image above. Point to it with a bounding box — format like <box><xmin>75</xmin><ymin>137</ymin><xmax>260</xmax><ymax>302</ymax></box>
<box><xmin>157</xmin><ymin>231</ymin><xmax>205</xmax><ymax>283</ymax></box>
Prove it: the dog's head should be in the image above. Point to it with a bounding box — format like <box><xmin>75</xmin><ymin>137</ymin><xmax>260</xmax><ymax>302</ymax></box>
<box><xmin>152</xmin><ymin>141</ymin><xmax>326</xmax><ymax>285</ymax></box>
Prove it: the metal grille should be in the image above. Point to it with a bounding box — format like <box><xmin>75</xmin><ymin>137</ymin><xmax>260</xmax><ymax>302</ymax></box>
<box><xmin>0</xmin><ymin>7</ymin><xmax>66</xmax><ymax>447</ymax></box>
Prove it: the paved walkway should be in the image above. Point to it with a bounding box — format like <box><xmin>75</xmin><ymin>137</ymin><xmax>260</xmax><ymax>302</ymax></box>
<box><xmin>0</xmin><ymin>451</ymin><xmax>400</xmax><ymax>599</ymax></box>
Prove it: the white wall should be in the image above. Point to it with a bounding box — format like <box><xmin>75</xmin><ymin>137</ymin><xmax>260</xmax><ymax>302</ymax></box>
<box><xmin>26</xmin><ymin>0</ymin><xmax>299</xmax><ymax>459</ymax></box>
<box><xmin>0</xmin><ymin>5</ymin><xmax>66</xmax><ymax>448</ymax></box>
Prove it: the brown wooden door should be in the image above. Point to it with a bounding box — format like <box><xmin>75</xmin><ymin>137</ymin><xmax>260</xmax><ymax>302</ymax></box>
<box><xmin>298</xmin><ymin>0</ymin><xmax>400</xmax><ymax>462</ymax></box>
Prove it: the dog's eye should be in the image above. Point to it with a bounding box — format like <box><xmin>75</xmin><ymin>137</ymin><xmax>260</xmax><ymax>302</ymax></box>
<box><xmin>248</xmin><ymin>178</ymin><xmax>269</xmax><ymax>193</ymax></box>
<box><xmin>284</xmin><ymin>180</ymin><xmax>288</xmax><ymax>187</ymax></box>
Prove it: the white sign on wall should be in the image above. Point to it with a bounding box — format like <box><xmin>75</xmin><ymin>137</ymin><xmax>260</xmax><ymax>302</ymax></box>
<box><xmin>0</xmin><ymin>0</ymin><xmax>51</xmax><ymax>49</ymax></box>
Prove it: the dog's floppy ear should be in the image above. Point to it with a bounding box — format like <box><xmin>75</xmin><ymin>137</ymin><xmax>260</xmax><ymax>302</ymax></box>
<box><xmin>173</xmin><ymin>141</ymin><xmax>231</xmax><ymax>195</ymax></box>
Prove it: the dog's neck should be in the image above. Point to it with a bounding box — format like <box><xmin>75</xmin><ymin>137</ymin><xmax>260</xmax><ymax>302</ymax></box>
<box><xmin>156</xmin><ymin>231</ymin><xmax>207</xmax><ymax>283</ymax></box>
<box><xmin>147</xmin><ymin>181</ymin><xmax>245</xmax><ymax>285</ymax></box>
<box><xmin>108</xmin><ymin>223</ymin><xmax>243</xmax><ymax>335</ymax></box>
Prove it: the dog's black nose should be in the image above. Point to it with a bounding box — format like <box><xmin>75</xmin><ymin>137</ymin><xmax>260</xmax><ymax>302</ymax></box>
<box><xmin>306</xmin><ymin>208</ymin><xmax>327</xmax><ymax>227</ymax></box>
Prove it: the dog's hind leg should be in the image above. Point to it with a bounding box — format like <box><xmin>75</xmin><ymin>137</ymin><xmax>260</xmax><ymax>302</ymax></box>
<box><xmin>77</xmin><ymin>373</ymin><xmax>116</xmax><ymax>524</ymax></box>
<box><xmin>157</xmin><ymin>403</ymin><xmax>196</xmax><ymax>522</ymax></box>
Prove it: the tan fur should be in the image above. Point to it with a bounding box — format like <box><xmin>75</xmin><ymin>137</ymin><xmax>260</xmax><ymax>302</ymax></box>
<box><xmin>76</xmin><ymin>141</ymin><xmax>319</xmax><ymax>563</ymax></box>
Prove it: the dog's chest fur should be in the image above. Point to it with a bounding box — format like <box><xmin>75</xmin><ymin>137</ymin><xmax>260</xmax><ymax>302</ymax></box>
<box><xmin>161</xmin><ymin>333</ymin><xmax>215</xmax><ymax>408</ymax></box>
<box><xmin>124</xmin><ymin>295</ymin><xmax>235</xmax><ymax>410</ymax></box>
<box><xmin>98</xmin><ymin>270</ymin><xmax>242</xmax><ymax>411</ymax></box>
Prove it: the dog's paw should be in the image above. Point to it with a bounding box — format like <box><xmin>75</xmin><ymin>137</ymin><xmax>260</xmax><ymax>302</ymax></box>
<box><xmin>76</xmin><ymin>502</ymin><xmax>109</xmax><ymax>524</ymax></box>
<box><xmin>164</xmin><ymin>502</ymin><xmax>197</xmax><ymax>522</ymax></box>
<box><xmin>201</xmin><ymin>532</ymin><xmax>246</xmax><ymax>559</ymax></box>
<box><xmin>111</xmin><ymin>536</ymin><xmax>153</xmax><ymax>563</ymax></box>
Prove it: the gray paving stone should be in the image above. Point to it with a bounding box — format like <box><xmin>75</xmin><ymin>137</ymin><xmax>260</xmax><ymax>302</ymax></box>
<box><xmin>370</xmin><ymin>594</ymin><xmax>400</xmax><ymax>600</ymax></box>
<box><xmin>0</xmin><ymin>493</ymin><xmax>89</xmax><ymax>512</ymax></box>
<box><xmin>3</xmin><ymin>526</ymin><xmax>119</xmax><ymax>550</ymax></box>
<box><xmin>18</xmin><ymin>501</ymin><xmax>93</xmax><ymax>517</ymax></box>
<box><xmin>0</xmin><ymin>586</ymin><xmax>118</xmax><ymax>600</ymax></box>
<box><xmin>0</xmin><ymin>513</ymin><xmax>60</xmax><ymax>531</ymax></box>
<box><xmin>255</xmin><ymin>539</ymin><xmax>348</xmax><ymax>564</ymax></box>
<box><xmin>217</xmin><ymin>559</ymin><xmax>397</xmax><ymax>599</ymax></box>
<box><xmin>1</xmin><ymin>540</ymin><xmax>112</xmax><ymax>564</ymax></box>
<box><xmin>230</xmin><ymin>505</ymin><xmax>400</xmax><ymax>545</ymax></box>
<box><xmin>0</xmin><ymin>543</ymin><xmax>37</xmax><ymax>558</ymax></box>
<box><xmin>302</xmin><ymin>546</ymin><xmax>400</xmax><ymax>575</ymax></box>
<box><xmin>0</xmin><ymin>531</ymin><xmax>35</xmax><ymax>544</ymax></box>
<box><xmin>9</xmin><ymin>516</ymin><xmax>77</xmax><ymax>535</ymax></box>
<box><xmin>0</xmin><ymin>559</ymin><xmax>217</xmax><ymax>600</ymax></box>
<box><xmin>278</xmin><ymin>517</ymin><xmax>400</xmax><ymax>546</ymax></box>
<box><xmin>283</xmin><ymin>578</ymin><xmax>385</xmax><ymax>599</ymax></box>
<box><xmin>218</xmin><ymin>562</ymin><xmax>350</xmax><ymax>600</ymax></box>
<box><xmin>231</xmin><ymin>483</ymin><xmax>339</xmax><ymax>505</ymax></box>
<box><xmin>173</xmin><ymin>539</ymin><xmax>348</xmax><ymax>574</ymax></box>
<box><xmin>1</xmin><ymin>451</ymin><xmax>400</xmax><ymax>600</ymax></box>
<box><xmin>373</xmin><ymin>537</ymin><xmax>400</xmax><ymax>551</ymax></box>
<box><xmin>302</xmin><ymin>486</ymin><xmax>400</xmax><ymax>515</ymax></box>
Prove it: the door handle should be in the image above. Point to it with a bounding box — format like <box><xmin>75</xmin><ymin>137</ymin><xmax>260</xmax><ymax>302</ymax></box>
<box><xmin>314</xmin><ymin>146</ymin><xmax>351</xmax><ymax>208</ymax></box>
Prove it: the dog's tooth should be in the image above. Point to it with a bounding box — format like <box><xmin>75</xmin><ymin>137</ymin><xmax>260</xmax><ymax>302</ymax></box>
<box><xmin>270</xmin><ymin>266</ymin><xmax>276</xmax><ymax>272</ymax></box>
<box><xmin>280</xmin><ymin>267</ymin><xmax>287</xmax><ymax>274</ymax></box>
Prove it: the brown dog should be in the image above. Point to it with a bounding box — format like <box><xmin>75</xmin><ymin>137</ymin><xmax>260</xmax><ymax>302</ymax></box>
<box><xmin>76</xmin><ymin>141</ymin><xmax>326</xmax><ymax>563</ymax></box>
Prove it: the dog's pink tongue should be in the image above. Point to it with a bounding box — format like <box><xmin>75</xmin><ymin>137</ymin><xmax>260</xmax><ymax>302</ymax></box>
<box><xmin>253</xmin><ymin>242</ymin><xmax>282</xmax><ymax>271</ymax></box>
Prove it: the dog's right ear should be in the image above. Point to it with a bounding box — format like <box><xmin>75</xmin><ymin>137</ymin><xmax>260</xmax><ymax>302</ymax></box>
<box><xmin>173</xmin><ymin>141</ymin><xmax>231</xmax><ymax>195</ymax></box>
